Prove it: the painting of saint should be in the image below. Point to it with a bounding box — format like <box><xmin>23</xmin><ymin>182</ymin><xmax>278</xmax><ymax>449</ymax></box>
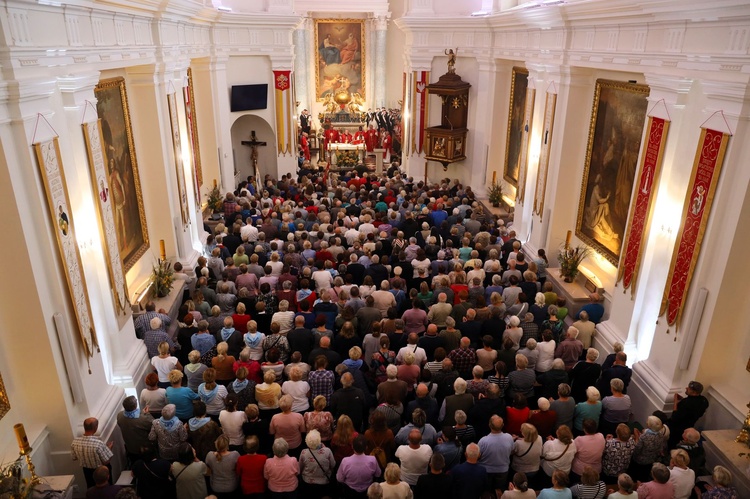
<box><xmin>576</xmin><ymin>79</ymin><xmax>649</xmax><ymax>265</ymax></box>
<box><xmin>315</xmin><ymin>20</ymin><xmax>365</xmax><ymax>100</ymax></box>
<box><xmin>95</xmin><ymin>77</ymin><xmax>149</xmax><ymax>272</ymax></box>
<box><xmin>503</xmin><ymin>67</ymin><xmax>530</xmax><ymax>187</ymax></box>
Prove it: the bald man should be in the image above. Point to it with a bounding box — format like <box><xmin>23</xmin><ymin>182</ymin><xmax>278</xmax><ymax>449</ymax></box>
<box><xmin>307</xmin><ymin>335</ymin><xmax>341</xmax><ymax>368</ymax></box>
<box><xmin>395</xmin><ymin>429</ymin><xmax>433</xmax><ymax>487</ymax></box>
<box><xmin>406</xmin><ymin>383</ymin><xmax>439</xmax><ymax>427</ymax></box>
<box><xmin>450</xmin><ymin>443</ymin><xmax>489</xmax><ymax>499</ymax></box>
<box><xmin>71</xmin><ymin>418</ymin><xmax>114</xmax><ymax>489</ymax></box>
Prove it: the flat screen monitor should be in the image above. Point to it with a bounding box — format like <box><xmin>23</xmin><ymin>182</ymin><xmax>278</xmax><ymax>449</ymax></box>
<box><xmin>230</xmin><ymin>84</ymin><xmax>268</xmax><ymax>112</ymax></box>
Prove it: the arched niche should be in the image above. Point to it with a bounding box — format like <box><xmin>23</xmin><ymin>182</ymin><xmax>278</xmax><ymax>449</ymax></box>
<box><xmin>230</xmin><ymin>114</ymin><xmax>277</xmax><ymax>183</ymax></box>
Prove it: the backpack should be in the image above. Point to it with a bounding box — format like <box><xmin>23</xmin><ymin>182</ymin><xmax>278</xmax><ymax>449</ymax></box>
<box><xmin>369</xmin><ymin>432</ymin><xmax>388</xmax><ymax>469</ymax></box>
<box><xmin>370</xmin><ymin>445</ymin><xmax>388</xmax><ymax>469</ymax></box>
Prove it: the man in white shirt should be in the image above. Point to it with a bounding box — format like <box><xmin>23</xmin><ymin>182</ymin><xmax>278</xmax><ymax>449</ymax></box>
<box><xmin>371</xmin><ymin>281</ymin><xmax>397</xmax><ymax>318</ymax></box>
<box><xmin>240</xmin><ymin>217</ymin><xmax>259</xmax><ymax>242</ymax></box>
<box><xmin>394</xmin><ymin>429</ymin><xmax>433</xmax><ymax>486</ymax></box>
<box><xmin>396</xmin><ymin>333</ymin><xmax>428</xmax><ymax>366</ymax></box>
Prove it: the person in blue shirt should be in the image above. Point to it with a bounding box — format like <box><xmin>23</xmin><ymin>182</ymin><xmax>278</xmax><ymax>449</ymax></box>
<box><xmin>538</xmin><ymin>470</ymin><xmax>573</xmax><ymax>498</ymax></box>
<box><xmin>477</xmin><ymin>414</ymin><xmax>514</xmax><ymax>491</ymax></box>
<box><xmin>165</xmin><ymin>370</ymin><xmax>199</xmax><ymax>422</ymax></box>
<box><xmin>577</xmin><ymin>292</ymin><xmax>605</xmax><ymax>324</ymax></box>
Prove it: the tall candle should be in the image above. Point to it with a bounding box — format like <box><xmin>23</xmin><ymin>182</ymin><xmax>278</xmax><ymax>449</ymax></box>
<box><xmin>492</xmin><ymin>170</ymin><xmax>497</xmax><ymax>184</ymax></box>
<box><xmin>159</xmin><ymin>239</ymin><xmax>166</xmax><ymax>261</ymax></box>
<box><xmin>565</xmin><ymin>230</ymin><xmax>572</xmax><ymax>247</ymax></box>
<box><xmin>14</xmin><ymin>423</ymin><xmax>30</xmax><ymax>453</ymax></box>
<box><xmin>213</xmin><ymin>178</ymin><xmax>217</xmax><ymax>189</ymax></box>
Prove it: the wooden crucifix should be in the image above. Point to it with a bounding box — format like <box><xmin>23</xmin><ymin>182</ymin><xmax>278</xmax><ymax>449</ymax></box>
<box><xmin>241</xmin><ymin>130</ymin><xmax>267</xmax><ymax>184</ymax></box>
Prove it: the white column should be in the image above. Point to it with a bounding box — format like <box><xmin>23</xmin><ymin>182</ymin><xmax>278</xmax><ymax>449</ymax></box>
<box><xmin>467</xmin><ymin>58</ymin><xmax>499</xmax><ymax>199</ymax></box>
<box><xmin>204</xmin><ymin>55</ymin><xmax>234</xmax><ymax>191</ymax></box>
<box><xmin>374</xmin><ymin>15</ymin><xmax>389</xmax><ymax>108</ymax></box>
<box><xmin>294</xmin><ymin>17</ymin><xmax>311</xmax><ymax>114</ymax></box>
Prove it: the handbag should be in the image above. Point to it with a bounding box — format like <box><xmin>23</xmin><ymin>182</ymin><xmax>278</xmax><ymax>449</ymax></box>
<box><xmin>542</xmin><ymin>443</ymin><xmax>571</xmax><ymax>462</ymax></box>
<box><xmin>308</xmin><ymin>448</ymin><xmax>332</xmax><ymax>481</ymax></box>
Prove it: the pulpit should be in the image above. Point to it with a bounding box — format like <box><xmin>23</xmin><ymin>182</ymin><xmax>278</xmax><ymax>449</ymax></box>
<box><xmin>424</xmin><ymin>56</ymin><xmax>471</xmax><ymax>170</ymax></box>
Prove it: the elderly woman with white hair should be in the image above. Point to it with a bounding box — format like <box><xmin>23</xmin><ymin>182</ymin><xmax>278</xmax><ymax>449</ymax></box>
<box><xmin>697</xmin><ymin>465</ymin><xmax>738</xmax><ymax>499</ymax></box>
<box><xmin>600</xmin><ymin>378</ymin><xmax>632</xmax><ymax>436</ymax></box>
<box><xmin>573</xmin><ymin>386</ymin><xmax>602</xmax><ymax>436</ymax></box>
<box><xmin>264</xmin><ymin>438</ymin><xmax>300</xmax><ymax>496</ymax></box>
<box><xmin>529</xmin><ymin>397</ymin><xmax>558</xmax><ymax>440</ymax></box>
<box><xmin>518</xmin><ymin>338</ymin><xmax>539</xmax><ymax>371</ymax></box>
<box><xmin>148</xmin><ymin>404</ymin><xmax>187</xmax><ymax>461</ymax></box>
<box><xmin>298</xmin><ymin>429</ymin><xmax>335</xmax><ymax>496</ymax></box>
<box><xmin>669</xmin><ymin>448</ymin><xmax>695</xmax><ymax>499</ymax></box>
<box><xmin>535</xmin><ymin>330</ymin><xmax>557</xmax><ymax>376</ymax></box>
<box><xmin>271</xmin><ymin>300</ymin><xmax>295</xmax><ymax>336</ymax></box>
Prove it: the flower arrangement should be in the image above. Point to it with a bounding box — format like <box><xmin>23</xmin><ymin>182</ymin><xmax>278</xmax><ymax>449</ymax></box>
<box><xmin>0</xmin><ymin>459</ymin><xmax>33</xmax><ymax>498</ymax></box>
<box><xmin>336</xmin><ymin>150</ymin><xmax>359</xmax><ymax>167</ymax></box>
<box><xmin>151</xmin><ymin>259</ymin><xmax>174</xmax><ymax>298</ymax></box>
<box><xmin>558</xmin><ymin>243</ymin><xmax>592</xmax><ymax>282</ymax></box>
<box><xmin>206</xmin><ymin>185</ymin><xmax>223</xmax><ymax>214</ymax></box>
<box><xmin>488</xmin><ymin>180</ymin><xmax>503</xmax><ymax>207</ymax></box>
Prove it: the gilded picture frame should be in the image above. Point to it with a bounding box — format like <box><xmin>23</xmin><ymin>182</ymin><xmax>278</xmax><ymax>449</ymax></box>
<box><xmin>83</xmin><ymin>119</ymin><xmax>130</xmax><ymax>315</ymax></box>
<box><xmin>95</xmin><ymin>77</ymin><xmax>149</xmax><ymax>272</ymax></box>
<box><xmin>503</xmin><ymin>67</ymin><xmax>530</xmax><ymax>187</ymax></box>
<box><xmin>0</xmin><ymin>373</ymin><xmax>9</xmax><ymax>421</ymax></box>
<box><xmin>314</xmin><ymin>19</ymin><xmax>365</xmax><ymax>101</ymax></box>
<box><xmin>167</xmin><ymin>92</ymin><xmax>189</xmax><ymax>227</ymax></box>
<box><xmin>576</xmin><ymin>79</ymin><xmax>649</xmax><ymax>265</ymax></box>
<box><xmin>185</xmin><ymin>67</ymin><xmax>202</xmax><ymax>205</ymax></box>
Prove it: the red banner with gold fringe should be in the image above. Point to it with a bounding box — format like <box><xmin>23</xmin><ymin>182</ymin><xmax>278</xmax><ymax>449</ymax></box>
<box><xmin>616</xmin><ymin>116</ymin><xmax>669</xmax><ymax>294</ymax></box>
<box><xmin>659</xmin><ymin>127</ymin><xmax>730</xmax><ymax>328</ymax></box>
<box><xmin>412</xmin><ymin>71</ymin><xmax>429</xmax><ymax>155</ymax></box>
<box><xmin>273</xmin><ymin>70</ymin><xmax>292</xmax><ymax>155</ymax></box>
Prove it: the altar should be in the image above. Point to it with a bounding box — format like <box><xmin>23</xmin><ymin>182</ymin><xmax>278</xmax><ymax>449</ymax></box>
<box><xmin>327</xmin><ymin>142</ymin><xmax>366</xmax><ymax>165</ymax></box>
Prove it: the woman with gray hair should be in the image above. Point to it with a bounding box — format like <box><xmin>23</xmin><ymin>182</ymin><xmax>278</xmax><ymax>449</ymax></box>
<box><xmin>148</xmin><ymin>404</ymin><xmax>187</xmax><ymax>461</ymax></box>
<box><xmin>264</xmin><ymin>438</ymin><xmax>300</xmax><ymax>496</ymax></box>
<box><xmin>271</xmin><ymin>299</ymin><xmax>295</xmax><ymax>336</ymax></box>
<box><xmin>298</xmin><ymin>429</ymin><xmax>335</xmax><ymax>496</ymax></box>
<box><xmin>635</xmin><ymin>462</ymin><xmax>674</xmax><ymax>497</ymax></box>
<box><xmin>600</xmin><ymin>378</ymin><xmax>631</xmax><ymax>436</ymax></box>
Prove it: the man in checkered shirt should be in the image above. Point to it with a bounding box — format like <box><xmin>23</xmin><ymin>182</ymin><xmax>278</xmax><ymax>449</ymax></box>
<box><xmin>70</xmin><ymin>417</ymin><xmax>114</xmax><ymax>488</ymax></box>
<box><xmin>448</xmin><ymin>337</ymin><xmax>478</xmax><ymax>380</ymax></box>
<box><xmin>133</xmin><ymin>302</ymin><xmax>171</xmax><ymax>340</ymax></box>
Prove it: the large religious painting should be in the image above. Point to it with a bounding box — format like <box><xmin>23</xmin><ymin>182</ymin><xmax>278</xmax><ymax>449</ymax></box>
<box><xmin>503</xmin><ymin>67</ymin><xmax>529</xmax><ymax>187</ymax></box>
<box><xmin>576</xmin><ymin>79</ymin><xmax>649</xmax><ymax>265</ymax></box>
<box><xmin>95</xmin><ymin>77</ymin><xmax>149</xmax><ymax>272</ymax></box>
<box><xmin>315</xmin><ymin>19</ymin><xmax>365</xmax><ymax>101</ymax></box>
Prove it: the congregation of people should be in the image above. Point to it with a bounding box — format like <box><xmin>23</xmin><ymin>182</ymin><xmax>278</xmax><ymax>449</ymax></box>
<box><xmin>73</xmin><ymin>167</ymin><xmax>738</xmax><ymax>499</ymax></box>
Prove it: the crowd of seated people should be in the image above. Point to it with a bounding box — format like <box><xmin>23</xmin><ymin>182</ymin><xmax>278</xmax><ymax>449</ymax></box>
<box><xmin>109</xmin><ymin>167</ymin><xmax>730</xmax><ymax>499</ymax></box>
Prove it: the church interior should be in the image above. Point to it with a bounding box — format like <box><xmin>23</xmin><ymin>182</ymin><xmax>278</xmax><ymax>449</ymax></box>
<box><xmin>0</xmin><ymin>0</ymin><xmax>749</xmax><ymax>495</ymax></box>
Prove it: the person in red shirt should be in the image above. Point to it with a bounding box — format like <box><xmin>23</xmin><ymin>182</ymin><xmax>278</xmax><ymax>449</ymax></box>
<box><xmin>341</xmin><ymin>130</ymin><xmax>353</xmax><ymax>144</ymax></box>
<box><xmin>364</xmin><ymin>125</ymin><xmax>379</xmax><ymax>152</ymax></box>
<box><xmin>299</xmin><ymin>132</ymin><xmax>310</xmax><ymax>160</ymax></box>
<box><xmin>236</xmin><ymin>435</ymin><xmax>268</xmax><ymax>496</ymax></box>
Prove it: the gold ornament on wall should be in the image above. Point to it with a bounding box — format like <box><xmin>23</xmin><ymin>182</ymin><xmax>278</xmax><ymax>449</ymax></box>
<box><xmin>0</xmin><ymin>373</ymin><xmax>9</xmax><ymax>421</ymax></box>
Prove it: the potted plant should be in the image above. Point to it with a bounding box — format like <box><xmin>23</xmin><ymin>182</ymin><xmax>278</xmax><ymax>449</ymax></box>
<box><xmin>488</xmin><ymin>180</ymin><xmax>503</xmax><ymax>207</ymax></box>
<box><xmin>558</xmin><ymin>243</ymin><xmax>592</xmax><ymax>283</ymax></box>
<box><xmin>150</xmin><ymin>259</ymin><xmax>175</xmax><ymax>298</ymax></box>
<box><xmin>206</xmin><ymin>185</ymin><xmax>223</xmax><ymax>214</ymax></box>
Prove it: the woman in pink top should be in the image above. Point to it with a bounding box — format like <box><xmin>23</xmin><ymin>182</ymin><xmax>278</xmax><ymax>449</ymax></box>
<box><xmin>401</xmin><ymin>299</ymin><xmax>428</xmax><ymax>334</ymax></box>
<box><xmin>269</xmin><ymin>395</ymin><xmax>306</xmax><ymax>457</ymax></box>
<box><xmin>264</xmin><ymin>438</ymin><xmax>300</xmax><ymax>495</ymax></box>
<box><xmin>571</xmin><ymin>418</ymin><xmax>606</xmax><ymax>479</ymax></box>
